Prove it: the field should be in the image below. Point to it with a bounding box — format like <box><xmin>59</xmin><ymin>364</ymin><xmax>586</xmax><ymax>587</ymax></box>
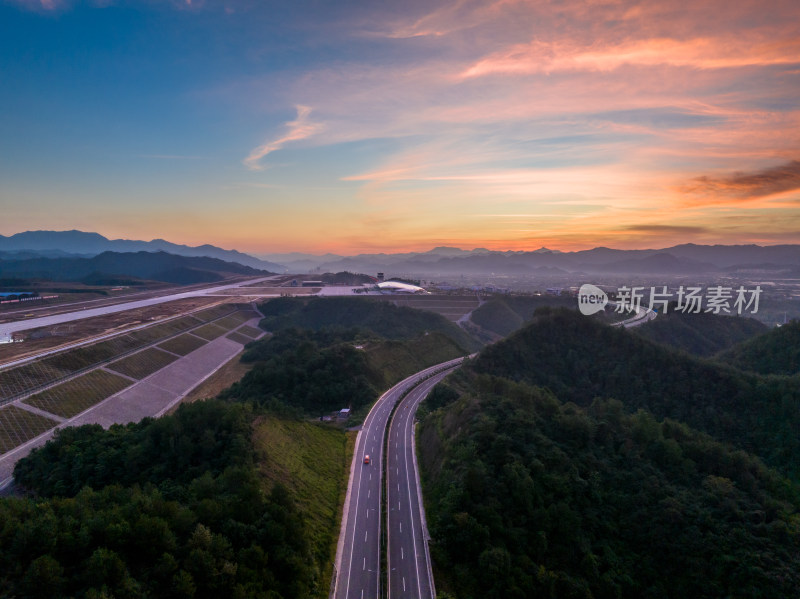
<box><xmin>191</xmin><ymin>323</ymin><xmax>229</xmax><ymax>341</ymax></box>
<box><xmin>252</xmin><ymin>415</ymin><xmax>352</xmax><ymax>598</ymax></box>
<box><xmin>0</xmin><ymin>305</ymin><xmax>248</xmax><ymax>403</ymax></box>
<box><xmin>107</xmin><ymin>347</ymin><xmax>180</xmax><ymax>380</ymax></box>
<box><xmin>237</xmin><ymin>325</ymin><xmax>262</xmax><ymax>338</ymax></box>
<box><xmin>157</xmin><ymin>333</ymin><xmax>208</xmax><ymax>355</ymax></box>
<box><xmin>214</xmin><ymin>310</ymin><xmax>257</xmax><ymax>329</ymax></box>
<box><xmin>0</xmin><ymin>296</ymin><xmax>221</xmax><ymax>364</ymax></box>
<box><xmin>24</xmin><ymin>369</ymin><xmax>134</xmax><ymax>419</ymax></box>
<box><xmin>225</xmin><ymin>331</ymin><xmax>253</xmax><ymax>345</ymax></box>
<box><xmin>0</xmin><ymin>405</ymin><xmax>59</xmax><ymax>454</ymax></box>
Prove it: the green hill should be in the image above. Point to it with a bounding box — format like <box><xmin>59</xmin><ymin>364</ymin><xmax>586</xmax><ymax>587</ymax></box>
<box><xmin>469</xmin><ymin>295</ymin><xmax>574</xmax><ymax>338</ymax></box>
<box><xmin>472</xmin><ymin>308</ymin><xmax>800</xmax><ymax>480</ymax></box>
<box><xmin>257</xmin><ymin>296</ymin><xmax>480</xmax><ymax>351</ymax></box>
<box><xmin>718</xmin><ymin>320</ymin><xmax>800</xmax><ymax>375</ymax></box>
<box><xmin>223</xmin><ymin>328</ymin><xmax>467</xmax><ymax>417</ymax></box>
<box><xmin>418</xmin><ymin>373</ymin><xmax>800</xmax><ymax>599</ymax></box>
<box><xmin>632</xmin><ymin>309</ymin><xmax>766</xmax><ymax>356</ymax></box>
<box><xmin>9</xmin><ymin>401</ymin><xmax>316</xmax><ymax>599</ymax></box>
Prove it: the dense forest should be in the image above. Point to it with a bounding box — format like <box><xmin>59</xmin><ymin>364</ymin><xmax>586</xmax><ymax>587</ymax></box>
<box><xmin>469</xmin><ymin>295</ymin><xmax>574</xmax><ymax>338</ymax></box>
<box><xmin>718</xmin><ymin>320</ymin><xmax>800</xmax><ymax>375</ymax></box>
<box><xmin>221</xmin><ymin>328</ymin><xmax>384</xmax><ymax>416</ymax></box>
<box><xmin>223</xmin><ymin>325</ymin><xmax>467</xmax><ymax>416</ymax></box>
<box><xmin>472</xmin><ymin>308</ymin><xmax>800</xmax><ymax>480</ymax></box>
<box><xmin>256</xmin><ymin>296</ymin><xmax>480</xmax><ymax>351</ymax></box>
<box><xmin>631</xmin><ymin>308</ymin><xmax>766</xmax><ymax>356</ymax></box>
<box><xmin>6</xmin><ymin>401</ymin><xmax>315</xmax><ymax>598</ymax></box>
<box><xmin>419</xmin><ymin>372</ymin><xmax>800</xmax><ymax>599</ymax></box>
<box><xmin>220</xmin><ymin>298</ymin><xmax>473</xmax><ymax>416</ymax></box>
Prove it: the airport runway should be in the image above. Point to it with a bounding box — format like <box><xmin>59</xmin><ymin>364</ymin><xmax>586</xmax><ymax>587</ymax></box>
<box><xmin>0</xmin><ymin>276</ymin><xmax>277</xmax><ymax>341</ymax></box>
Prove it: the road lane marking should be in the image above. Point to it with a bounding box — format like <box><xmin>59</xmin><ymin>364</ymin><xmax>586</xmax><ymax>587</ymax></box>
<box><xmin>363</xmin><ymin>557</ymin><xmax>365</xmax><ymax>570</ymax></box>
<box><xmin>403</xmin><ymin>577</ymin><xmax>406</xmax><ymax>592</ymax></box>
<box><xmin>402</xmin><ymin>546</ymin><xmax>404</xmax><ymax>559</ymax></box>
<box><xmin>365</xmin><ymin>531</ymin><xmax>368</xmax><ymax>542</ymax></box>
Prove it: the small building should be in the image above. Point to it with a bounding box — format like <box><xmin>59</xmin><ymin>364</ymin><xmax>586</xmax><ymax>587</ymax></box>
<box><xmin>337</xmin><ymin>408</ymin><xmax>351</xmax><ymax>420</ymax></box>
<box><xmin>302</xmin><ymin>280</ymin><xmax>323</xmax><ymax>287</ymax></box>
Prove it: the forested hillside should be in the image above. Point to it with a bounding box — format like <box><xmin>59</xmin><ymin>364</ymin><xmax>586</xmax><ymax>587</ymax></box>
<box><xmin>419</xmin><ymin>373</ymin><xmax>800</xmax><ymax>599</ymax></box>
<box><xmin>257</xmin><ymin>296</ymin><xmax>480</xmax><ymax>351</ymax></box>
<box><xmin>469</xmin><ymin>295</ymin><xmax>574</xmax><ymax>337</ymax></box>
<box><xmin>8</xmin><ymin>401</ymin><xmax>315</xmax><ymax>598</ymax></box>
<box><xmin>222</xmin><ymin>327</ymin><xmax>467</xmax><ymax>416</ymax></box>
<box><xmin>472</xmin><ymin>308</ymin><xmax>800</xmax><ymax>479</ymax></box>
<box><xmin>631</xmin><ymin>309</ymin><xmax>766</xmax><ymax>356</ymax></box>
<box><xmin>718</xmin><ymin>320</ymin><xmax>800</xmax><ymax>375</ymax></box>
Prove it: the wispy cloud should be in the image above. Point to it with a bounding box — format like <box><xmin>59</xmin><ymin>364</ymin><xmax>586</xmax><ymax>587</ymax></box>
<box><xmin>243</xmin><ymin>105</ymin><xmax>323</xmax><ymax>171</ymax></box>
<box><xmin>624</xmin><ymin>224</ymin><xmax>712</xmax><ymax>235</ymax></box>
<box><xmin>461</xmin><ymin>37</ymin><xmax>800</xmax><ymax>78</ymax></box>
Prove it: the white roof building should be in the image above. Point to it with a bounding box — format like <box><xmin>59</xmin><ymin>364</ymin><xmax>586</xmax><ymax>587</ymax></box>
<box><xmin>376</xmin><ymin>281</ymin><xmax>429</xmax><ymax>294</ymax></box>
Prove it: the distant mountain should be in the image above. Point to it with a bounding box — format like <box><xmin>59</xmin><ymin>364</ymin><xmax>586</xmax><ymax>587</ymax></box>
<box><xmin>0</xmin><ymin>230</ymin><xmax>286</xmax><ymax>272</ymax></box>
<box><xmin>0</xmin><ymin>251</ymin><xmax>270</xmax><ymax>285</ymax></box>
<box><xmin>282</xmin><ymin>243</ymin><xmax>800</xmax><ymax>276</ymax></box>
<box><xmin>578</xmin><ymin>252</ymin><xmax>717</xmax><ymax>274</ymax></box>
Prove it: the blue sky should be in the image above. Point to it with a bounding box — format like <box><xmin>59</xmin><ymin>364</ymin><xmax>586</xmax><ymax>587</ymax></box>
<box><xmin>2</xmin><ymin>0</ymin><xmax>799</xmax><ymax>253</ymax></box>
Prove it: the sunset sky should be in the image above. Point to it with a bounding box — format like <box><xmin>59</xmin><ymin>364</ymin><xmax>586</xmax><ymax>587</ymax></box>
<box><xmin>1</xmin><ymin>0</ymin><xmax>798</xmax><ymax>254</ymax></box>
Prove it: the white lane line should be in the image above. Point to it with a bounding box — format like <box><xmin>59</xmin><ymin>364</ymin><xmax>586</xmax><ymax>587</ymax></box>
<box><xmin>400</xmin><ymin>522</ymin><xmax>402</xmax><ymax>533</ymax></box>
<box><xmin>366</xmin><ymin>509</ymin><xmax>369</xmax><ymax>519</ymax></box>
<box><xmin>368</xmin><ymin>490</ymin><xmax>371</xmax><ymax>498</ymax></box>
<box><xmin>403</xmin><ymin>577</ymin><xmax>406</xmax><ymax>592</ymax></box>
<box><xmin>363</xmin><ymin>557</ymin><xmax>366</xmax><ymax>570</ymax></box>
<box><xmin>402</xmin><ymin>546</ymin><xmax>404</xmax><ymax>560</ymax></box>
<box><xmin>365</xmin><ymin>530</ymin><xmax>368</xmax><ymax>542</ymax></box>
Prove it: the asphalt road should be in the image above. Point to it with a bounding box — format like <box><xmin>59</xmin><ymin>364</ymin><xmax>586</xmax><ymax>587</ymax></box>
<box><xmin>387</xmin><ymin>368</ymin><xmax>456</xmax><ymax>599</ymax></box>
<box><xmin>0</xmin><ymin>275</ymin><xmax>277</xmax><ymax>341</ymax></box>
<box><xmin>335</xmin><ymin>357</ymin><xmax>465</xmax><ymax>599</ymax></box>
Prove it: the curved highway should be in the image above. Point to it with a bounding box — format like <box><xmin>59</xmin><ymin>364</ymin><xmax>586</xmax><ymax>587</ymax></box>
<box><xmin>386</xmin><ymin>368</ymin><xmax>456</xmax><ymax>599</ymax></box>
<box><xmin>334</xmin><ymin>357</ymin><xmax>465</xmax><ymax>599</ymax></box>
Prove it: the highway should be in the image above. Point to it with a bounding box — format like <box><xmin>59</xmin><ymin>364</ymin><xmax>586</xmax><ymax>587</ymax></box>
<box><xmin>387</xmin><ymin>369</ymin><xmax>455</xmax><ymax>599</ymax></box>
<box><xmin>0</xmin><ymin>275</ymin><xmax>277</xmax><ymax>341</ymax></box>
<box><xmin>335</xmin><ymin>357</ymin><xmax>465</xmax><ymax>599</ymax></box>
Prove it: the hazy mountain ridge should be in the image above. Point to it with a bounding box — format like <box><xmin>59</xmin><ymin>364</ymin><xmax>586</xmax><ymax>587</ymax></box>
<box><xmin>5</xmin><ymin>231</ymin><xmax>800</xmax><ymax>276</ymax></box>
<box><xmin>0</xmin><ymin>230</ymin><xmax>286</xmax><ymax>272</ymax></box>
<box><xmin>0</xmin><ymin>250</ymin><xmax>269</xmax><ymax>285</ymax></box>
<box><xmin>267</xmin><ymin>243</ymin><xmax>800</xmax><ymax>275</ymax></box>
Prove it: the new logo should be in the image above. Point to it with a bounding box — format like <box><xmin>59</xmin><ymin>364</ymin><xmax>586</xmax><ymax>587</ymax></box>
<box><xmin>578</xmin><ymin>284</ymin><xmax>607</xmax><ymax>315</ymax></box>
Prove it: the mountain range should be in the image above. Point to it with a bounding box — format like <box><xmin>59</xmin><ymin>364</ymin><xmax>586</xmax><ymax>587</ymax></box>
<box><xmin>3</xmin><ymin>230</ymin><xmax>800</xmax><ymax>277</ymax></box>
<box><xmin>264</xmin><ymin>243</ymin><xmax>800</xmax><ymax>276</ymax></box>
<box><xmin>0</xmin><ymin>251</ymin><xmax>269</xmax><ymax>286</ymax></box>
<box><xmin>0</xmin><ymin>230</ymin><xmax>285</xmax><ymax>273</ymax></box>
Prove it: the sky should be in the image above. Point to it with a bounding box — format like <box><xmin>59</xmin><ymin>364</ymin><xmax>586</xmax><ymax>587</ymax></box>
<box><xmin>1</xmin><ymin>0</ymin><xmax>799</xmax><ymax>255</ymax></box>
